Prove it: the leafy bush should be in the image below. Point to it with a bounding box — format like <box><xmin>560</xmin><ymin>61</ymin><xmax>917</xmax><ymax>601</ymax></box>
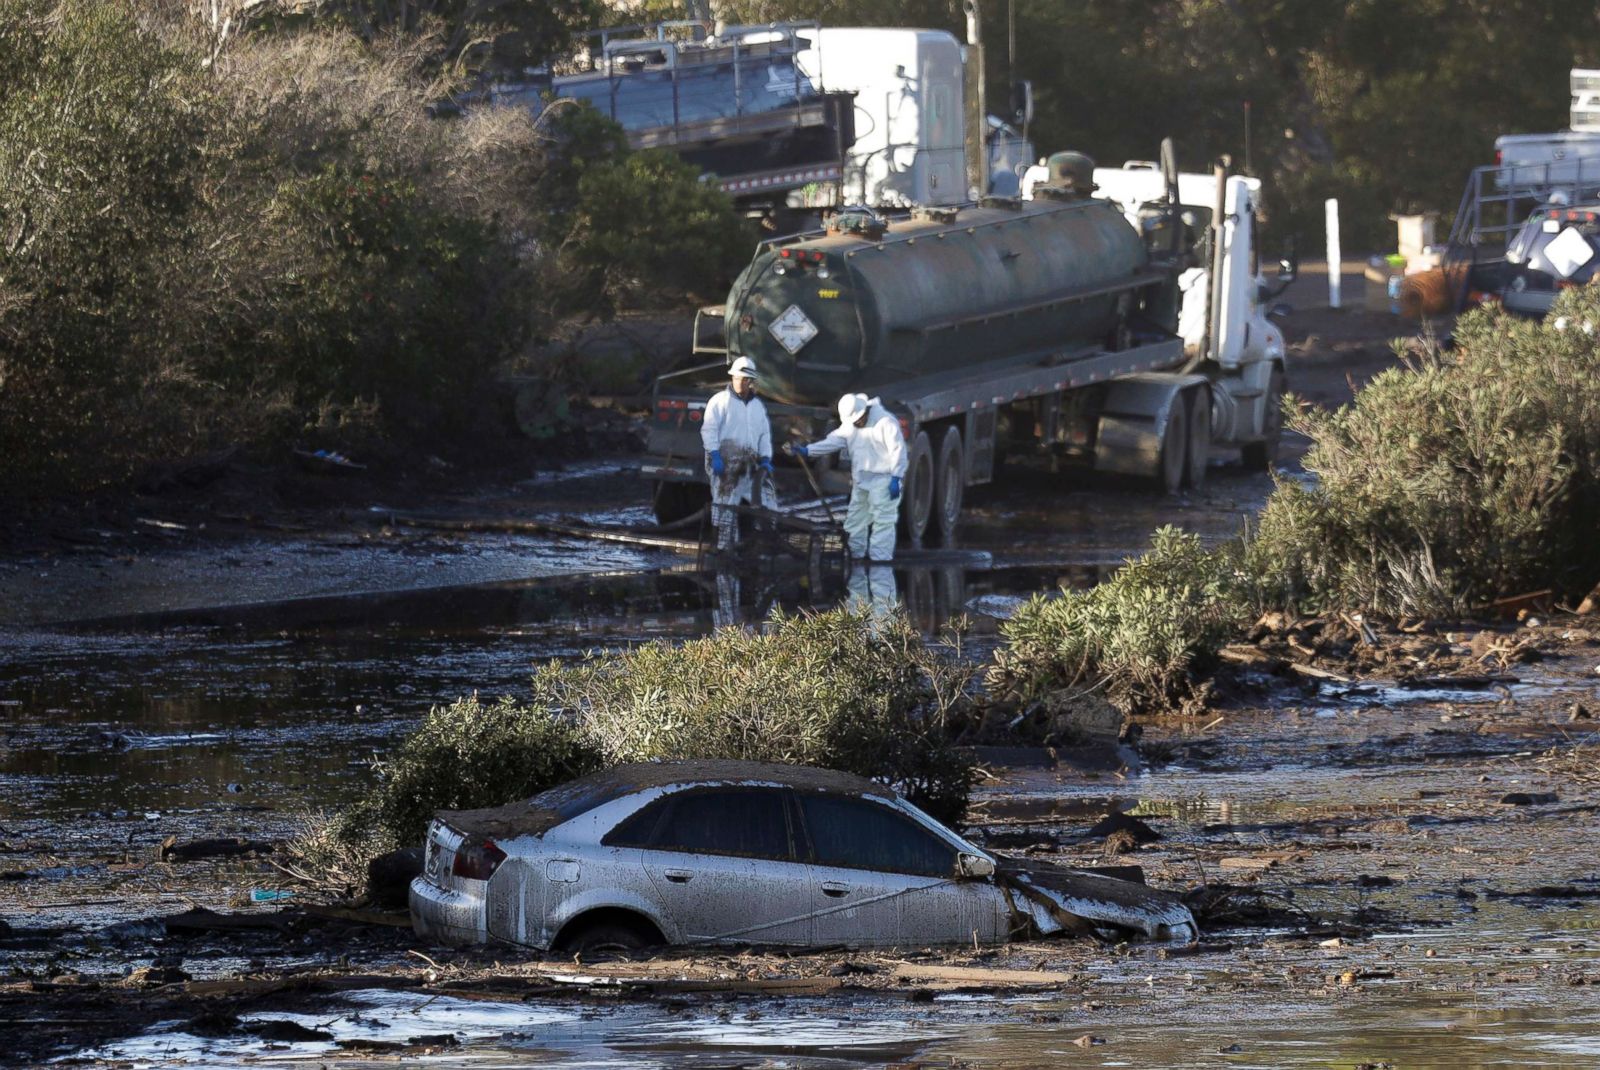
<box><xmin>353</xmin><ymin>694</ymin><xmax>602</xmax><ymax>851</ymax></box>
<box><xmin>987</xmin><ymin>527</ymin><xmax>1250</xmax><ymax>714</ymax></box>
<box><xmin>0</xmin><ymin>0</ymin><xmax>206</xmax><ymax>486</ymax></box>
<box><xmin>550</xmin><ymin>609</ymin><xmax>977</xmax><ymax>825</ymax></box>
<box><xmin>0</xmin><ymin>9</ymin><xmax>748</xmax><ymax>496</ymax></box>
<box><xmin>1249</xmin><ymin>295</ymin><xmax>1600</xmax><ymax>617</ymax></box>
<box><xmin>297</xmin><ymin>610</ymin><xmax>977</xmax><ymax>884</ymax></box>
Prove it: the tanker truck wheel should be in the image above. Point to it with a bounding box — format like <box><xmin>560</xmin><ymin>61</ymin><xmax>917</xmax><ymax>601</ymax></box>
<box><xmin>1185</xmin><ymin>386</ymin><xmax>1212</xmax><ymax>491</ymax></box>
<box><xmin>1154</xmin><ymin>401</ymin><xmax>1188</xmax><ymax>496</ymax></box>
<box><xmin>1241</xmin><ymin>366</ymin><xmax>1286</xmax><ymax>471</ymax></box>
<box><xmin>899</xmin><ymin>430</ymin><xmax>935</xmax><ymax>545</ymax></box>
<box><xmin>932</xmin><ymin>427</ymin><xmax>965</xmax><ymax>543</ymax></box>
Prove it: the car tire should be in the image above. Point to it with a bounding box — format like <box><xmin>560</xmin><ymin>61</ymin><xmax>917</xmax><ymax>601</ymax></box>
<box><xmin>557</xmin><ymin>919</ymin><xmax>656</xmax><ymax>957</ymax></box>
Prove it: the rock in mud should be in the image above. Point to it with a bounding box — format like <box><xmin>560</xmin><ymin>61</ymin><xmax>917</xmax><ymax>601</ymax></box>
<box><xmin>1085</xmin><ymin>812</ymin><xmax>1162</xmax><ymax>846</ymax></box>
<box><xmin>1102</xmin><ymin>829</ymin><xmax>1140</xmax><ymax>856</ymax></box>
<box><xmin>1499</xmin><ymin>791</ymin><xmax>1559</xmax><ymax>806</ymax></box>
<box><xmin>367</xmin><ymin>846</ymin><xmax>424</xmax><ymax>908</ymax></box>
<box><xmin>335</xmin><ymin>1034</ymin><xmax>458</xmax><ymax>1053</ymax></box>
<box><xmin>124</xmin><ymin>965</ymin><xmax>191</xmax><ymax>986</ymax></box>
<box><xmin>159</xmin><ymin>836</ymin><xmax>274</xmax><ymax>862</ymax></box>
<box><xmin>180</xmin><ymin>1010</ymin><xmax>243</xmax><ymax>1038</ymax></box>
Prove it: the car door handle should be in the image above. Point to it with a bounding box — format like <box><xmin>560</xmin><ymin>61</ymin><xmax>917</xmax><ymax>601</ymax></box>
<box><xmin>821</xmin><ymin>881</ymin><xmax>850</xmax><ymax>898</ymax></box>
<box><xmin>664</xmin><ymin>869</ymin><xmax>693</xmax><ymax>883</ymax></box>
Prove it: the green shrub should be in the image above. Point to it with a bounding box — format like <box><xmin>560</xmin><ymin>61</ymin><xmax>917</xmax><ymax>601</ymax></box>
<box><xmin>358</xmin><ymin>693</ymin><xmax>602</xmax><ymax>851</ymax></box>
<box><xmin>0</xmin><ymin>11</ymin><xmax>749</xmax><ymax>496</ymax></box>
<box><xmin>296</xmin><ymin>610</ymin><xmax>978</xmax><ymax>886</ymax></box>
<box><xmin>545</xmin><ymin>608</ymin><xmax>977</xmax><ymax>824</ymax></box>
<box><xmin>1249</xmin><ymin>294</ymin><xmax>1600</xmax><ymax>617</ymax></box>
<box><xmin>0</xmin><ymin>0</ymin><xmax>206</xmax><ymax>487</ymax></box>
<box><xmin>987</xmin><ymin>526</ymin><xmax>1250</xmax><ymax>714</ymax></box>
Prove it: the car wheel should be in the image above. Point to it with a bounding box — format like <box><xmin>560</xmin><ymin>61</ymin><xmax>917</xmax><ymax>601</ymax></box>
<box><xmin>558</xmin><ymin>919</ymin><xmax>655</xmax><ymax>958</ymax></box>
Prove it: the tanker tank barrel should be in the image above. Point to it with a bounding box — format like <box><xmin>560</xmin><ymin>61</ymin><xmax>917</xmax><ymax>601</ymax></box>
<box><xmin>721</xmin><ymin>195</ymin><xmax>1169</xmax><ymax>405</ymax></box>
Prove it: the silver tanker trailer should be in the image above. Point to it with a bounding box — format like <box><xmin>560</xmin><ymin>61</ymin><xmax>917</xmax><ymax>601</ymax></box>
<box><xmin>643</xmin><ymin>147</ymin><xmax>1294</xmax><ymax>546</ymax></box>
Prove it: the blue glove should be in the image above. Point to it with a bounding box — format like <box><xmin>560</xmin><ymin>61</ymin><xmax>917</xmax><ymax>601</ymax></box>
<box><xmin>888</xmin><ymin>476</ymin><xmax>901</xmax><ymax>499</ymax></box>
<box><xmin>788</xmin><ymin>443</ymin><xmax>809</xmax><ymax>459</ymax></box>
<box><xmin>759</xmin><ymin>457</ymin><xmax>774</xmax><ymax>475</ymax></box>
<box><xmin>710</xmin><ymin>450</ymin><xmax>725</xmax><ymax>476</ymax></box>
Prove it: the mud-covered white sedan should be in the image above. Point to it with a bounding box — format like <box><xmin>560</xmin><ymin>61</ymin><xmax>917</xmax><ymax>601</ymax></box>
<box><xmin>410</xmin><ymin>760</ymin><xmax>1197</xmax><ymax>953</ymax></box>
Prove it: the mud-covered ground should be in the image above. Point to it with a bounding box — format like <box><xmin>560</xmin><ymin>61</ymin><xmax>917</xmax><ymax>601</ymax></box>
<box><xmin>12</xmin><ymin>295</ymin><xmax>1598</xmax><ymax>1067</ymax></box>
<box><xmin>4</xmin><ymin>632</ymin><xmax>1598</xmax><ymax>1067</ymax></box>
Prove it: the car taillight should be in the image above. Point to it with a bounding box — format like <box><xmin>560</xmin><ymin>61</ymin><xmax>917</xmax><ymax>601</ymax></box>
<box><xmin>655</xmin><ymin>398</ymin><xmax>690</xmax><ymax>423</ymax></box>
<box><xmin>452</xmin><ymin>839</ymin><xmax>506</xmax><ymax>880</ymax></box>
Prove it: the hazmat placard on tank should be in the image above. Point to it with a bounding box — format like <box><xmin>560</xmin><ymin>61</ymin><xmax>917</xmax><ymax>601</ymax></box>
<box><xmin>769</xmin><ymin>304</ymin><xmax>818</xmax><ymax>354</ymax></box>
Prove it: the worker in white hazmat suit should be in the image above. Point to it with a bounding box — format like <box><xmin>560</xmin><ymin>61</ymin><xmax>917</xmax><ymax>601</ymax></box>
<box><xmin>786</xmin><ymin>393</ymin><xmax>906</xmax><ymax>561</ymax></box>
<box><xmin>702</xmin><ymin>356</ymin><xmax>775</xmax><ymax>551</ymax></box>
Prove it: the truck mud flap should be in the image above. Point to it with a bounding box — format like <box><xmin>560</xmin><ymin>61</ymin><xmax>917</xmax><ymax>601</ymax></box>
<box><xmin>1093</xmin><ymin>372</ymin><xmax>1209</xmax><ymax>479</ymax></box>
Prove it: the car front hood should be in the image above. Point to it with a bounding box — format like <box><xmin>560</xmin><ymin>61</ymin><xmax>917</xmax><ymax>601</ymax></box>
<box><xmin>995</xmin><ymin>859</ymin><xmax>1198</xmax><ymax>944</ymax></box>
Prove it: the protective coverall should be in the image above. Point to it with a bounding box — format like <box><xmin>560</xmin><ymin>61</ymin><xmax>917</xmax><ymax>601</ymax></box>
<box><xmin>701</xmin><ymin>385</ymin><xmax>774</xmax><ymax>550</ymax></box>
<box><xmin>802</xmin><ymin>398</ymin><xmax>907</xmax><ymax>561</ymax></box>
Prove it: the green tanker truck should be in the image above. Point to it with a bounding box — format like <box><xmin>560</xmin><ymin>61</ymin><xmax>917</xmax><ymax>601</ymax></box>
<box><xmin>644</xmin><ymin>150</ymin><xmax>1292</xmax><ymax>546</ymax></box>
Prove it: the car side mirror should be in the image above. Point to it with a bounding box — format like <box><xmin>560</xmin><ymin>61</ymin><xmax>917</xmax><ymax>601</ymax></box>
<box><xmin>956</xmin><ymin>853</ymin><xmax>995</xmax><ymax>879</ymax></box>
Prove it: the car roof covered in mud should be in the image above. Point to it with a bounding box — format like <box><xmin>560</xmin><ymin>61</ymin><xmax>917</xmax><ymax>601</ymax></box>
<box><xmin>438</xmin><ymin>760</ymin><xmax>893</xmax><ymax>839</ymax></box>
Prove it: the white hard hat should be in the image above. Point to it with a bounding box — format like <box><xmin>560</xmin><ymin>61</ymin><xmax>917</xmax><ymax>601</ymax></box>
<box><xmin>837</xmin><ymin>393</ymin><xmax>870</xmax><ymax>423</ymax></box>
<box><xmin>728</xmin><ymin>356</ymin><xmax>758</xmax><ymax>379</ymax></box>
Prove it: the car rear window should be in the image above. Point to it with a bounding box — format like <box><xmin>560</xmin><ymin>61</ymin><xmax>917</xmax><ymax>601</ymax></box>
<box><xmin>606</xmin><ymin>788</ymin><xmax>794</xmax><ymax>860</ymax></box>
<box><xmin>530</xmin><ymin>778</ymin><xmax>638</xmax><ymax>823</ymax></box>
<box><xmin>798</xmin><ymin>794</ymin><xmax>956</xmax><ymax>878</ymax></box>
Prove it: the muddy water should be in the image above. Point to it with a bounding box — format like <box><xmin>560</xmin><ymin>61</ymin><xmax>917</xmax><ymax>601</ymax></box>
<box><xmin>83</xmin><ymin>982</ymin><xmax>1600</xmax><ymax>1068</ymax></box>
<box><xmin>5</xmin><ymin>459</ymin><xmax>1258</xmax><ymax>824</ymax></box>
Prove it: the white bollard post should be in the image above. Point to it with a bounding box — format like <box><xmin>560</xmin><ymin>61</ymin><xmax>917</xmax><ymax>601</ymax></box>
<box><xmin>1325</xmin><ymin>198</ymin><xmax>1341</xmax><ymax>310</ymax></box>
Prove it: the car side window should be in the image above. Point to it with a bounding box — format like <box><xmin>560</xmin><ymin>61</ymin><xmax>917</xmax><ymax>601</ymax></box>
<box><xmin>797</xmin><ymin>793</ymin><xmax>957</xmax><ymax>878</ymax></box>
<box><xmin>610</xmin><ymin>788</ymin><xmax>794</xmax><ymax>861</ymax></box>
